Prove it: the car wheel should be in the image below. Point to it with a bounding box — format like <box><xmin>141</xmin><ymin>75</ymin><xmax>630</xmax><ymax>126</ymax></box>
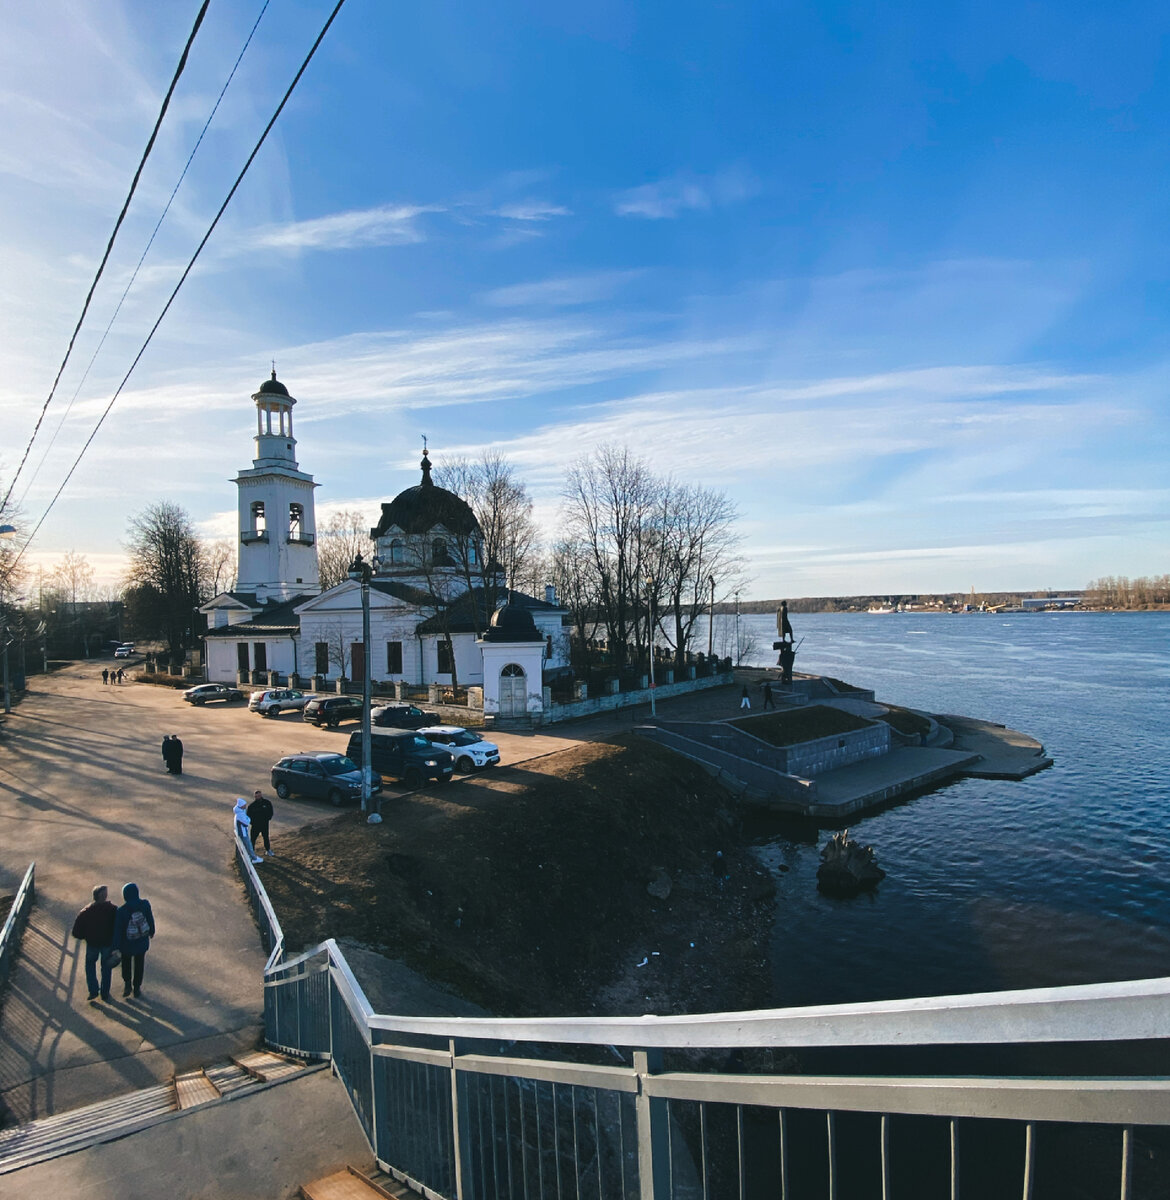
<box><xmin>194</xmin><ymin>697</ymin><xmax>204</xmax><ymax>705</ymax></box>
<box><xmin>403</xmin><ymin>768</ymin><xmax>423</xmax><ymax>790</ymax></box>
<box><xmin>328</xmin><ymin>789</ymin><xmax>344</xmax><ymax>807</ymax></box>
<box><xmin>263</xmin><ymin>706</ymin><xmax>276</xmax><ymax>717</ymax></box>
<box><xmin>275</xmin><ymin>782</ymin><xmax>290</xmax><ymax>799</ymax></box>
<box><xmin>328</xmin><ymin>717</ymin><xmax>338</xmax><ymax>728</ymax></box>
<box><xmin>457</xmin><ymin>756</ymin><xmax>474</xmax><ymax>774</ymax></box>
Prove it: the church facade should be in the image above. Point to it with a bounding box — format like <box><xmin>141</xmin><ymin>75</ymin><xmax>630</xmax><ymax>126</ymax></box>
<box><xmin>200</xmin><ymin>373</ymin><xmax>567</xmax><ymax>713</ymax></box>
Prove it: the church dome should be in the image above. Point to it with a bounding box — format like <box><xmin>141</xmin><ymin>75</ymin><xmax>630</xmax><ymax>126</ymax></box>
<box><xmin>256</xmin><ymin>370</ymin><xmax>290</xmax><ymax>398</ymax></box>
<box><xmin>372</xmin><ymin>451</ymin><xmax>479</xmax><ymax>538</ymax></box>
<box><xmin>482</xmin><ymin>601</ymin><xmax>544</xmax><ymax>642</ymax></box>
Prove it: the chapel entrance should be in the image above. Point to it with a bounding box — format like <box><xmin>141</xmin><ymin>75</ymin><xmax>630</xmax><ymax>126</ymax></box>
<box><xmin>499</xmin><ymin>663</ymin><xmax>526</xmax><ymax>718</ymax></box>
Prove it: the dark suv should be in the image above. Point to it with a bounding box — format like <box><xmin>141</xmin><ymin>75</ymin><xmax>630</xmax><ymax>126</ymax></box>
<box><xmin>302</xmin><ymin>695</ymin><xmax>364</xmax><ymax>727</ymax></box>
<box><xmin>346</xmin><ymin>730</ymin><xmax>454</xmax><ymax>788</ymax></box>
<box><xmin>371</xmin><ymin>702</ymin><xmax>439</xmax><ymax>729</ymax></box>
<box><xmin>270</xmin><ymin>752</ymin><xmax>383</xmax><ymax>806</ymax></box>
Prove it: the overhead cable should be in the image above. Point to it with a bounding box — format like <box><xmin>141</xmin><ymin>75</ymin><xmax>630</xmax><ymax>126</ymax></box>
<box><xmin>9</xmin><ymin>0</ymin><xmax>350</xmax><ymax>574</ymax></box>
<box><xmin>19</xmin><ymin>0</ymin><xmax>274</xmax><ymax>508</ymax></box>
<box><xmin>0</xmin><ymin>0</ymin><xmax>211</xmax><ymax>517</ymax></box>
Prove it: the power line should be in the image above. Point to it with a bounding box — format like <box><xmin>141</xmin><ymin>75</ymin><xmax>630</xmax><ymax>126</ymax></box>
<box><xmin>9</xmin><ymin>0</ymin><xmax>351</xmax><ymax>576</ymax></box>
<box><xmin>0</xmin><ymin>1</ymin><xmax>211</xmax><ymax>518</ymax></box>
<box><xmin>18</xmin><ymin>0</ymin><xmax>274</xmax><ymax>509</ymax></box>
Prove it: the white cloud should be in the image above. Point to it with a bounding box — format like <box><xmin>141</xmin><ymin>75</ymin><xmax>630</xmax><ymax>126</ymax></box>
<box><xmin>614</xmin><ymin>167</ymin><xmax>758</xmax><ymax>219</ymax></box>
<box><xmin>482</xmin><ymin>270</ymin><xmax>641</xmax><ymax>308</ymax></box>
<box><xmin>494</xmin><ymin>202</ymin><xmax>571</xmax><ymax>221</ymax></box>
<box><xmin>243</xmin><ymin>203</ymin><xmax>441</xmax><ymax>252</ymax></box>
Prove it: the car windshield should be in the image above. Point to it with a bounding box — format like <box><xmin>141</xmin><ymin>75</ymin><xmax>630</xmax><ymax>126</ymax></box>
<box><xmin>320</xmin><ymin>756</ymin><xmax>358</xmax><ymax>776</ymax></box>
<box><xmin>446</xmin><ymin>731</ymin><xmax>479</xmax><ymax>746</ymax></box>
<box><xmin>409</xmin><ymin>736</ymin><xmax>431</xmax><ymax>750</ymax></box>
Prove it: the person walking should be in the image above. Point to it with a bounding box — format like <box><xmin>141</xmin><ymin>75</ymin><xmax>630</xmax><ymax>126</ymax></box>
<box><xmin>116</xmin><ymin>667</ymin><xmax>125</xmax><ymax>684</ymax></box>
<box><xmin>101</xmin><ymin>668</ymin><xmax>109</xmax><ymax>685</ymax></box>
<box><xmin>71</xmin><ymin>884</ymin><xmax>117</xmax><ymax>1002</ymax></box>
<box><xmin>162</xmin><ymin>733</ymin><xmax>183</xmax><ymax>775</ymax></box>
<box><xmin>740</xmin><ymin>685</ymin><xmax>751</xmax><ymax>710</ymax></box>
<box><xmin>234</xmin><ymin>798</ymin><xmax>264</xmax><ymax>864</ymax></box>
<box><xmin>113</xmin><ymin>882</ymin><xmax>155</xmax><ymax>998</ymax></box>
<box><xmin>247</xmin><ymin>788</ymin><xmax>275</xmax><ymax>857</ymax></box>
<box><xmin>763</xmin><ymin>680</ymin><xmax>775</xmax><ymax>710</ymax></box>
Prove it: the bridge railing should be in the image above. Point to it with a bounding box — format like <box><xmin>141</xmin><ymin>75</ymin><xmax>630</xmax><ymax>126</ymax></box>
<box><xmin>0</xmin><ymin>861</ymin><xmax>34</xmax><ymax>990</ymax></box>
<box><xmin>236</xmin><ymin>831</ymin><xmax>1170</xmax><ymax>1199</ymax></box>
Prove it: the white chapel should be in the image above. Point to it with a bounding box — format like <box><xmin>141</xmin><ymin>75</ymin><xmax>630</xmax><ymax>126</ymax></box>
<box><xmin>199</xmin><ymin>372</ymin><xmax>567</xmax><ymax>715</ymax></box>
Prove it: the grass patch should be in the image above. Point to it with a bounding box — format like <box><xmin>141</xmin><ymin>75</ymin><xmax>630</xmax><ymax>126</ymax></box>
<box><xmin>876</xmin><ymin>706</ymin><xmax>932</xmax><ymax>738</ymax></box>
<box><xmin>731</xmin><ymin>705</ymin><xmax>874</xmax><ymax>746</ymax></box>
<box><xmin>822</xmin><ymin>676</ymin><xmax>868</xmax><ymax>694</ymax></box>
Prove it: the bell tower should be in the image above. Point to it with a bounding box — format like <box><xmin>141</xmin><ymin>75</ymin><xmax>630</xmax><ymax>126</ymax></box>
<box><xmin>234</xmin><ymin>370</ymin><xmax>320</xmax><ymax>602</ymax></box>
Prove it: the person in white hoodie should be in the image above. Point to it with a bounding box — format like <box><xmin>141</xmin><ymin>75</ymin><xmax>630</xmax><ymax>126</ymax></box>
<box><xmin>234</xmin><ymin>798</ymin><xmax>263</xmax><ymax>864</ymax></box>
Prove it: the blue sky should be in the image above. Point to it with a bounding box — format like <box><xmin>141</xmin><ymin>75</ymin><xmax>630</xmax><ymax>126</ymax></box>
<box><xmin>1</xmin><ymin>0</ymin><xmax>1167</xmax><ymax>597</ymax></box>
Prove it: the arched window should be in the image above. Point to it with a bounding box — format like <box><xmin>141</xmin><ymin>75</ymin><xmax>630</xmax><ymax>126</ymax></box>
<box><xmin>501</xmin><ymin>663</ymin><xmax>525</xmax><ymax>677</ymax></box>
<box><xmin>251</xmin><ymin>501</ymin><xmax>266</xmax><ymax>531</ymax></box>
<box><xmin>389</xmin><ymin>539</ymin><xmax>404</xmax><ymax>565</ymax></box>
<box><xmin>432</xmin><ymin>537</ymin><xmax>450</xmax><ymax>566</ymax></box>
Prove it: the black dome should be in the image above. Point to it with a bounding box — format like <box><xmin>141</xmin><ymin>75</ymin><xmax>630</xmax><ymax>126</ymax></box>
<box><xmin>256</xmin><ymin>369</ymin><xmax>290</xmax><ymax>398</ymax></box>
<box><xmin>372</xmin><ymin>452</ymin><xmax>479</xmax><ymax>538</ymax></box>
<box><xmin>482</xmin><ymin>602</ymin><xmax>544</xmax><ymax>642</ymax></box>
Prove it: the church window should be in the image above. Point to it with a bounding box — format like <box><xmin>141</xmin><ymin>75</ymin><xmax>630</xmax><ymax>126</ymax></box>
<box><xmin>432</xmin><ymin>538</ymin><xmax>451</xmax><ymax>566</ymax></box>
<box><xmin>386</xmin><ymin>641</ymin><xmax>403</xmax><ymax>674</ymax></box>
<box><xmin>289</xmin><ymin>503</ymin><xmax>303</xmax><ymax>537</ymax></box>
<box><xmin>437</xmin><ymin>640</ymin><xmax>455</xmax><ymax>674</ymax></box>
<box><xmin>468</xmin><ymin>539</ymin><xmax>478</xmax><ymax>566</ymax></box>
<box><xmin>251</xmin><ymin>501</ymin><xmax>266</xmax><ymax>531</ymax></box>
<box><xmin>315</xmin><ymin>642</ymin><xmax>329</xmax><ymax>676</ymax></box>
<box><xmin>237</xmin><ymin>644</ymin><xmax>249</xmax><ymax>673</ymax></box>
<box><xmin>501</xmin><ymin>662</ymin><xmax>525</xmax><ymax>676</ymax></box>
<box><xmin>389</xmin><ymin>539</ymin><xmax>404</xmax><ymax>565</ymax></box>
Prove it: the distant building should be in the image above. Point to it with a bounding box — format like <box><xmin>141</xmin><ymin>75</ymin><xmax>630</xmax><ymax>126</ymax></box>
<box><xmin>1021</xmin><ymin>597</ymin><xmax>1081</xmax><ymax>611</ymax></box>
<box><xmin>199</xmin><ymin>373</ymin><xmax>566</xmax><ymax>715</ymax></box>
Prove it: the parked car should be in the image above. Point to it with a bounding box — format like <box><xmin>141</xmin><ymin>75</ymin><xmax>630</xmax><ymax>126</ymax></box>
<box><xmin>113</xmin><ymin>644</ymin><xmax>135</xmax><ymax>659</ymax></box>
<box><xmin>303</xmin><ymin>695</ymin><xmax>365</xmax><ymax>727</ymax></box>
<box><xmin>182</xmin><ymin>683</ymin><xmax>245</xmax><ymax>705</ymax></box>
<box><xmin>249</xmin><ymin>688</ymin><xmax>314</xmax><ymax>716</ymax></box>
<box><xmin>345</xmin><ymin>729</ymin><xmax>454</xmax><ymax>788</ymax></box>
<box><xmin>417</xmin><ymin>725</ymin><xmax>500</xmax><ymax>774</ymax></box>
<box><xmin>370</xmin><ymin>702</ymin><xmax>439</xmax><ymax>729</ymax></box>
<box><xmin>270</xmin><ymin>752</ymin><xmax>382</xmax><ymax>806</ymax></box>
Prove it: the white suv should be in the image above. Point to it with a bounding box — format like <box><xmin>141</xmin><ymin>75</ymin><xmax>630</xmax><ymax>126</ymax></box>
<box><xmin>417</xmin><ymin>726</ymin><xmax>500</xmax><ymax>774</ymax></box>
<box><xmin>249</xmin><ymin>687</ymin><xmax>314</xmax><ymax>717</ymax></box>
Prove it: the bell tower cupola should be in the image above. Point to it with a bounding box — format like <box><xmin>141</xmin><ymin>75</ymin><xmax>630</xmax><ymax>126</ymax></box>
<box><xmin>234</xmin><ymin>369</ymin><xmax>320</xmax><ymax>602</ymax></box>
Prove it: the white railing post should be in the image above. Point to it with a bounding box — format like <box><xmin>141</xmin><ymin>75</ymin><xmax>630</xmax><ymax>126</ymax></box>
<box><xmin>635</xmin><ymin>1049</ymin><xmax>671</xmax><ymax>1199</ymax></box>
<box><xmin>450</xmin><ymin>1038</ymin><xmax>470</xmax><ymax>1200</ymax></box>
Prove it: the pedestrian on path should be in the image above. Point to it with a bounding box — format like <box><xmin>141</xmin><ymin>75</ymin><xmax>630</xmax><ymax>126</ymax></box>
<box><xmin>247</xmin><ymin>788</ymin><xmax>274</xmax><ymax>857</ymax></box>
<box><xmin>162</xmin><ymin>733</ymin><xmax>183</xmax><ymax>774</ymax></box>
<box><xmin>101</xmin><ymin>668</ymin><xmax>109</xmax><ymax>685</ymax></box>
<box><xmin>740</xmin><ymin>685</ymin><xmax>751</xmax><ymax>710</ymax></box>
<box><xmin>116</xmin><ymin>668</ymin><xmax>125</xmax><ymax>684</ymax></box>
<box><xmin>71</xmin><ymin>884</ymin><xmax>117</xmax><ymax>1003</ymax></box>
<box><xmin>763</xmin><ymin>680</ymin><xmax>775</xmax><ymax>710</ymax></box>
<box><xmin>234</xmin><ymin>798</ymin><xmax>264</xmax><ymax>864</ymax></box>
<box><xmin>113</xmin><ymin>882</ymin><xmax>155</xmax><ymax>999</ymax></box>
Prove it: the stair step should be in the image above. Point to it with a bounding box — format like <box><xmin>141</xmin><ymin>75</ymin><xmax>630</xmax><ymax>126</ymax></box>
<box><xmin>233</xmin><ymin>1048</ymin><xmax>307</xmax><ymax>1083</ymax></box>
<box><xmin>174</xmin><ymin>1069</ymin><xmax>221</xmax><ymax>1110</ymax></box>
<box><xmin>302</xmin><ymin>1165</ymin><xmax>403</xmax><ymax>1199</ymax></box>
<box><xmin>204</xmin><ymin>1061</ymin><xmax>258</xmax><ymax>1096</ymax></box>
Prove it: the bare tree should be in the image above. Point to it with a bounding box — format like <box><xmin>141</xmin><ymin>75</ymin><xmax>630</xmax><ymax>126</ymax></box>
<box><xmin>204</xmin><ymin>538</ymin><xmax>237</xmax><ymax>596</ymax></box>
<box><xmin>48</xmin><ymin>550</ymin><xmax>97</xmax><ymax>657</ymax></box>
<box><xmin>317</xmin><ymin>508</ymin><xmax>374</xmax><ymax>591</ymax></box>
<box><xmin>320</xmin><ymin>619</ymin><xmax>351</xmax><ymax>679</ymax></box>
<box><xmin>123</xmin><ymin>502</ymin><xmax>205</xmax><ymax>662</ymax></box>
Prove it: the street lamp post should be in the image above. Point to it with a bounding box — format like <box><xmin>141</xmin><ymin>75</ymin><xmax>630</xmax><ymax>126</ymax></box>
<box><xmin>707</xmin><ymin>574</ymin><xmax>715</xmax><ymax>658</ymax></box>
<box><xmin>734</xmin><ymin>589</ymin><xmax>742</xmax><ymax>666</ymax></box>
<box><xmin>645</xmin><ymin>578</ymin><xmax>656</xmax><ymax>718</ymax></box>
<box><xmin>347</xmin><ymin>552</ymin><xmax>373</xmax><ymax>814</ymax></box>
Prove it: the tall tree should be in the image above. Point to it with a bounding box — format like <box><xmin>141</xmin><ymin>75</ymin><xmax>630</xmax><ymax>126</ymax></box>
<box><xmin>204</xmin><ymin>538</ymin><xmax>237</xmax><ymax>596</ymax></box>
<box><xmin>123</xmin><ymin>502</ymin><xmax>205</xmax><ymax>662</ymax></box>
<box><xmin>317</xmin><ymin>508</ymin><xmax>374</xmax><ymax>591</ymax></box>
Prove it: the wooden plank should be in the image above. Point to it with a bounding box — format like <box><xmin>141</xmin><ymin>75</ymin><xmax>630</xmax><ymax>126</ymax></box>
<box><xmin>174</xmin><ymin>1070</ymin><xmax>221</xmax><ymax>1109</ymax></box>
<box><xmin>234</xmin><ymin>1049</ymin><xmax>305</xmax><ymax>1082</ymax></box>
<box><xmin>301</xmin><ymin>1167</ymin><xmax>391</xmax><ymax>1200</ymax></box>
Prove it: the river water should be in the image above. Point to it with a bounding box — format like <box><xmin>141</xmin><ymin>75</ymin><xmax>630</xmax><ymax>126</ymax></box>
<box><xmin>704</xmin><ymin>611</ymin><xmax>1170</xmax><ymax>1007</ymax></box>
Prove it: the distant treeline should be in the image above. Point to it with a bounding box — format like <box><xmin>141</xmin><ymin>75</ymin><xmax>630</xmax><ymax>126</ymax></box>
<box><xmin>1083</xmin><ymin>575</ymin><xmax>1170</xmax><ymax>609</ymax></box>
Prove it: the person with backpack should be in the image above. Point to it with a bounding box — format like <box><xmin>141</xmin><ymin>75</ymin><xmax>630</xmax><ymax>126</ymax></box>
<box><xmin>113</xmin><ymin>882</ymin><xmax>156</xmax><ymax>998</ymax></box>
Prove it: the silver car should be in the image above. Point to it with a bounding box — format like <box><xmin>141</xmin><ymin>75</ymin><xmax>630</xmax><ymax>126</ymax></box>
<box><xmin>249</xmin><ymin>687</ymin><xmax>314</xmax><ymax>717</ymax></box>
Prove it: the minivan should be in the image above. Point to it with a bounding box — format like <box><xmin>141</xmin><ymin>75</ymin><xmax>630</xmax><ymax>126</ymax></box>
<box><xmin>346</xmin><ymin>730</ymin><xmax>454</xmax><ymax>788</ymax></box>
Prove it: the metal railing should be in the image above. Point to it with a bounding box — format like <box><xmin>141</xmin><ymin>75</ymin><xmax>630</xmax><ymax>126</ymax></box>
<box><xmin>235</xmin><ymin>832</ymin><xmax>1170</xmax><ymax>1199</ymax></box>
<box><xmin>0</xmin><ymin>861</ymin><xmax>35</xmax><ymax>989</ymax></box>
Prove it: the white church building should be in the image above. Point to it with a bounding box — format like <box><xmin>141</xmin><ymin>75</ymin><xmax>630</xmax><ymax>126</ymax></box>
<box><xmin>199</xmin><ymin>372</ymin><xmax>567</xmax><ymax>718</ymax></box>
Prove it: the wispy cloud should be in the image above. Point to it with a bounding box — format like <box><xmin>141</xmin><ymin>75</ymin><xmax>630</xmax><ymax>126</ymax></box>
<box><xmin>494</xmin><ymin>201</ymin><xmax>571</xmax><ymax>221</ymax></box>
<box><xmin>482</xmin><ymin>270</ymin><xmax>640</xmax><ymax>308</ymax></box>
<box><xmin>614</xmin><ymin>167</ymin><xmax>758</xmax><ymax>219</ymax></box>
<box><xmin>243</xmin><ymin>203</ymin><xmax>442</xmax><ymax>252</ymax></box>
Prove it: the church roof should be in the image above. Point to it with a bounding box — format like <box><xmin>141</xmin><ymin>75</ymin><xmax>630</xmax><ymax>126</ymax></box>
<box><xmin>415</xmin><ymin>588</ymin><xmax>560</xmax><ymax>637</ymax></box>
<box><xmin>255</xmin><ymin>369</ymin><xmax>290</xmax><ymax>398</ymax></box>
<box><xmin>203</xmin><ymin>594</ymin><xmax>309</xmax><ymax>637</ymax></box>
<box><xmin>371</xmin><ymin>451</ymin><xmax>479</xmax><ymax>539</ymax></box>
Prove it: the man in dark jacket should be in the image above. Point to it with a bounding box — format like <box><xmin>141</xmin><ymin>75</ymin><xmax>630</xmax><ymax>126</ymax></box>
<box><xmin>113</xmin><ymin>882</ymin><xmax>156</xmax><ymax>998</ymax></box>
<box><xmin>247</xmin><ymin>788</ymin><xmax>275</xmax><ymax>857</ymax></box>
<box><xmin>71</xmin><ymin>884</ymin><xmax>117</xmax><ymax>1002</ymax></box>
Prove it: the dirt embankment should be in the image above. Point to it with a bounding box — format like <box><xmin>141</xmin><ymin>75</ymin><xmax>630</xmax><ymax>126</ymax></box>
<box><xmin>262</xmin><ymin>734</ymin><xmax>775</xmax><ymax>1018</ymax></box>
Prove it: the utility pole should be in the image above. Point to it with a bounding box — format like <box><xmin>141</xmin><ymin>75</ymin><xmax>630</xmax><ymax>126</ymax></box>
<box><xmin>347</xmin><ymin>552</ymin><xmax>374</xmax><ymax>814</ymax></box>
<box><xmin>707</xmin><ymin>575</ymin><xmax>715</xmax><ymax>658</ymax></box>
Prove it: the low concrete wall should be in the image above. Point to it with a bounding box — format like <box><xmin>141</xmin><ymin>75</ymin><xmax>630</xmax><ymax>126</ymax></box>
<box><xmin>540</xmin><ymin>670</ymin><xmax>734</xmax><ymax>725</ymax></box>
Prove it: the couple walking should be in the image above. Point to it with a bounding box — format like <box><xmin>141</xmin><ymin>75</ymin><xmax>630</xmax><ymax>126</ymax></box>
<box><xmin>71</xmin><ymin>882</ymin><xmax>156</xmax><ymax>1002</ymax></box>
<box><xmin>234</xmin><ymin>790</ymin><xmax>274</xmax><ymax>865</ymax></box>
